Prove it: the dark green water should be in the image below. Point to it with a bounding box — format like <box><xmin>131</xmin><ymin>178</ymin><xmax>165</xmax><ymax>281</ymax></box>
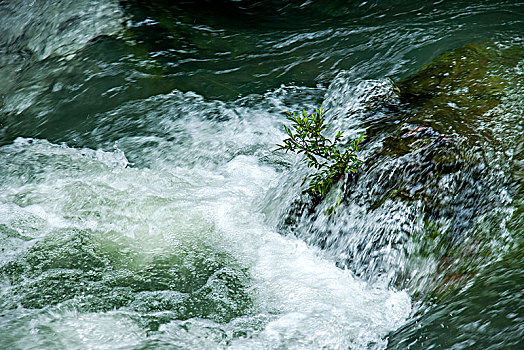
<box><xmin>0</xmin><ymin>0</ymin><xmax>523</xmax><ymax>349</ymax></box>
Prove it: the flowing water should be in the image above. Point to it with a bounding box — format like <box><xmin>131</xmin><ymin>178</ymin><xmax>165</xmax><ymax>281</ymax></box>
<box><xmin>0</xmin><ymin>1</ymin><xmax>522</xmax><ymax>349</ymax></box>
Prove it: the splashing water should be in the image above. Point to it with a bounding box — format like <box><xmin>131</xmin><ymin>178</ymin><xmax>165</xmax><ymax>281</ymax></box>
<box><xmin>0</xmin><ymin>89</ymin><xmax>411</xmax><ymax>349</ymax></box>
<box><xmin>1</xmin><ymin>0</ymin><xmax>523</xmax><ymax>349</ymax></box>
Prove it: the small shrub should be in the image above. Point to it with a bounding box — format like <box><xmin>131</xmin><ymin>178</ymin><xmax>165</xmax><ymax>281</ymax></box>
<box><xmin>276</xmin><ymin>108</ymin><xmax>364</xmax><ymax>213</ymax></box>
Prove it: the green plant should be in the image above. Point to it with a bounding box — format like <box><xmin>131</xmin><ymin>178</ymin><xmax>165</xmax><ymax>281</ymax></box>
<box><xmin>276</xmin><ymin>108</ymin><xmax>364</xmax><ymax>212</ymax></box>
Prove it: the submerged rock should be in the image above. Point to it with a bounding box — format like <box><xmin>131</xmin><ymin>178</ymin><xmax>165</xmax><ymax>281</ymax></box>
<box><xmin>0</xmin><ymin>226</ymin><xmax>253</xmax><ymax>325</ymax></box>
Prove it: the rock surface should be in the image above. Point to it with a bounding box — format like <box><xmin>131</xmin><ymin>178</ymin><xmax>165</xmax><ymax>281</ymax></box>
<box><xmin>278</xmin><ymin>41</ymin><xmax>523</xmax><ymax>299</ymax></box>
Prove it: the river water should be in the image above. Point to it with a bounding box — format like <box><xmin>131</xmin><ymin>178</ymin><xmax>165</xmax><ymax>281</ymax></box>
<box><xmin>0</xmin><ymin>1</ymin><xmax>522</xmax><ymax>349</ymax></box>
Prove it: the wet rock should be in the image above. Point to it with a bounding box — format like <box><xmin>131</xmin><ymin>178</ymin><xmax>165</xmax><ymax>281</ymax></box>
<box><xmin>397</xmin><ymin>41</ymin><xmax>524</xmax><ymax>147</ymax></box>
<box><xmin>279</xmin><ymin>41</ymin><xmax>524</xmax><ymax>299</ymax></box>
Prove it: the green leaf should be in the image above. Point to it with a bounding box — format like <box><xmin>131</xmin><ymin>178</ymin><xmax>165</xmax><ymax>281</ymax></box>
<box><xmin>275</xmin><ymin>108</ymin><xmax>364</xmax><ymax>214</ymax></box>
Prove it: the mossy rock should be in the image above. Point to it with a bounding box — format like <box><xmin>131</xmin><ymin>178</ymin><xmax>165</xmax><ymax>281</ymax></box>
<box><xmin>361</xmin><ymin>41</ymin><xmax>523</xmax><ymax>210</ymax></box>
<box><xmin>385</xmin><ymin>42</ymin><xmax>523</xmax><ymax>297</ymax></box>
<box><xmin>281</xmin><ymin>41</ymin><xmax>523</xmax><ymax>300</ymax></box>
<box><xmin>396</xmin><ymin>42</ymin><xmax>524</xmax><ymax>142</ymax></box>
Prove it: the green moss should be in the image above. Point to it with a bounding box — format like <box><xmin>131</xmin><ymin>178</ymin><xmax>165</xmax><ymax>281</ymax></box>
<box><xmin>369</xmin><ymin>42</ymin><xmax>523</xmax><ymax>299</ymax></box>
<box><xmin>397</xmin><ymin>42</ymin><xmax>524</xmax><ymax>141</ymax></box>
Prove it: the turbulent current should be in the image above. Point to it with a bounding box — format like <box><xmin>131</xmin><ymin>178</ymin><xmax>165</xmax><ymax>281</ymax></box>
<box><xmin>0</xmin><ymin>93</ymin><xmax>411</xmax><ymax>349</ymax></box>
<box><xmin>0</xmin><ymin>1</ymin><xmax>523</xmax><ymax>349</ymax></box>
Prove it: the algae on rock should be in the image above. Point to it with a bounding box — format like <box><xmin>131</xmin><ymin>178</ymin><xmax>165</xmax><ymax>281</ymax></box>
<box><xmin>277</xmin><ymin>41</ymin><xmax>523</xmax><ymax>300</ymax></box>
<box><xmin>397</xmin><ymin>42</ymin><xmax>524</xmax><ymax>145</ymax></box>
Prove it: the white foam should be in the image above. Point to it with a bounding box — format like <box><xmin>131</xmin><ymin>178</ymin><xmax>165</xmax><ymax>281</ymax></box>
<box><xmin>0</xmin><ymin>91</ymin><xmax>411</xmax><ymax>349</ymax></box>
